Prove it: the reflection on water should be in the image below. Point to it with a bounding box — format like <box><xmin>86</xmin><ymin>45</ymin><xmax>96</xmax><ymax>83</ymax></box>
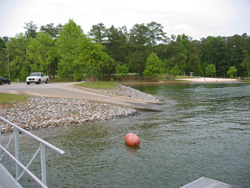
<box><xmin>125</xmin><ymin>145</ymin><xmax>140</xmax><ymax>161</ymax></box>
<box><xmin>2</xmin><ymin>83</ymin><xmax>250</xmax><ymax>188</ymax></box>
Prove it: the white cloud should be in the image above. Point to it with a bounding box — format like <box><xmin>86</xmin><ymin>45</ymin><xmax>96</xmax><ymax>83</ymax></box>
<box><xmin>0</xmin><ymin>0</ymin><xmax>249</xmax><ymax>39</ymax></box>
<box><xmin>173</xmin><ymin>24</ymin><xmax>193</xmax><ymax>31</ymax></box>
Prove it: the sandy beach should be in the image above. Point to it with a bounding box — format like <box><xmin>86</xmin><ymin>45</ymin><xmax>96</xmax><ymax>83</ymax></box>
<box><xmin>177</xmin><ymin>77</ymin><xmax>241</xmax><ymax>82</ymax></box>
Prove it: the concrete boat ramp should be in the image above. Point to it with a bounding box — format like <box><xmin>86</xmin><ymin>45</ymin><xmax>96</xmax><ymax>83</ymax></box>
<box><xmin>0</xmin><ymin>82</ymin><xmax>164</xmax><ymax>112</ymax></box>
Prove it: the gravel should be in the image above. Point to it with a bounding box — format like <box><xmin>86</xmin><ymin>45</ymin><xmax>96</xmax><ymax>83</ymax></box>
<box><xmin>95</xmin><ymin>85</ymin><xmax>162</xmax><ymax>102</ymax></box>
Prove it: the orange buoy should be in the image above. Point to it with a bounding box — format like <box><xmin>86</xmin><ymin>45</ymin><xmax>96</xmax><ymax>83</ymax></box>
<box><xmin>124</xmin><ymin>133</ymin><xmax>140</xmax><ymax>146</ymax></box>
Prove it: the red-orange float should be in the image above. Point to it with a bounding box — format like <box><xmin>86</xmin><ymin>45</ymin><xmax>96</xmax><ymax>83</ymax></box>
<box><xmin>124</xmin><ymin>133</ymin><xmax>140</xmax><ymax>146</ymax></box>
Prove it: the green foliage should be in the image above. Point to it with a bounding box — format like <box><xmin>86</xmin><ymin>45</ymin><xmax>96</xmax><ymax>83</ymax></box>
<box><xmin>0</xmin><ymin>37</ymin><xmax>6</xmax><ymax>49</ymax></box>
<box><xmin>1</xmin><ymin>19</ymin><xmax>250</xmax><ymax>82</ymax></box>
<box><xmin>147</xmin><ymin>21</ymin><xmax>167</xmax><ymax>46</ymax></box>
<box><xmin>206</xmin><ymin>64</ymin><xmax>216</xmax><ymax>77</ymax></box>
<box><xmin>227</xmin><ymin>66</ymin><xmax>237</xmax><ymax>78</ymax></box>
<box><xmin>127</xmin><ymin>23</ymin><xmax>153</xmax><ymax>80</ymax></box>
<box><xmin>56</xmin><ymin>19</ymin><xmax>86</xmax><ymax>81</ymax></box>
<box><xmin>105</xmin><ymin>25</ymin><xmax>128</xmax><ymax>63</ymax></box>
<box><xmin>7</xmin><ymin>33</ymin><xmax>29</xmax><ymax>80</ymax></box>
<box><xmin>88</xmin><ymin>23</ymin><xmax>107</xmax><ymax>43</ymax></box>
<box><xmin>169</xmin><ymin>64</ymin><xmax>181</xmax><ymax>79</ymax></box>
<box><xmin>116</xmin><ymin>64</ymin><xmax>129</xmax><ymax>79</ymax></box>
<box><xmin>0</xmin><ymin>37</ymin><xmax>7</xmax><ymax>76</ymax></box>
<box><xmin>143</xmin><ymin>52</ymin><xmax>163</xmax><ymax>78</ymax></box>
<box><xmin>241</xmin><ymin>50</ymin><xmax>250</xmax><ymax>77</ymax></box>
<box><xmin>24</xmin><ymin>21</ymin><xmax>38</xmax><ymax>38</ymax></box>
<box><xmin>82</xmin><ymin>40</ymin><xmax>112</xmax><ymax>82</ymax></box>
<box><xmin>27</xmin><ymin>32</ymin><xmax>55</xmax><ymax>75</ymax></box>
<box><xmin>40</xmin><ymin>23</ymin><xmax>62</xmax><ymax>38</ymax></box>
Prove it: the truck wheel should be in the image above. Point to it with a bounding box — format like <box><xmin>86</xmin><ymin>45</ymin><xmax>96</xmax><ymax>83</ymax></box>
<box><xmin>36</xmin><ymin>79</ymin><xmax>41</xmax><ymax>84</ymax></box>
<box><xmin>27</xmin><ymin>82</ymin><xmax>30</xmax><ymax>85</ymax></box>
<box><xmin>45</xmin><ymin>79</ymin><xmax>48</xmax><ymax>84</ymax></box>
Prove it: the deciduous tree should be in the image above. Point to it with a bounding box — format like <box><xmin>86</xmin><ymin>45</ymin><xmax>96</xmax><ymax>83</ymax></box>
<box><xmin>116</xmin><ymin>64</ymin><xmax>129</xmax><ymax>80</ymax></box>
<box><xmin>227</xmin><ymin>66</ymin><xmax>237</xmax><ymax>78</ymax></box>
<box><xmin>0</xmin><ymin>37</ymin><xmax>7</xmax><ymax>76</ymax></box>
<box><xmin>82</xmin><ymin>41</ymin><xmax>112</xmax><ymax>82</ymax></box>
<box><xmin>143</xmin><ymin>52</ymin><xmax>163</xmax><ymax>78</ymax></box>
<box><xmin>7</xmin><ymin>33</ymin><xmax>29</xmax><ymax>80</ymax></box>
<box><xmin>206</xmin><ymin>64</ymin><xmax>216</xmax><ymax>77</ymax></box>
<box><xmin>169</xmin><ymin>64</ymin><xmax>181</xmax><ymax>80</ymax></box>
<box><xmin>27</xmin><ymin>32</ymin><xmax>55</xmax><ymax>77</ymax></box>
<box><xmin>56</xmin><ymin>19</ymin><xmax>85</xmax><ymax>81</ymax></box>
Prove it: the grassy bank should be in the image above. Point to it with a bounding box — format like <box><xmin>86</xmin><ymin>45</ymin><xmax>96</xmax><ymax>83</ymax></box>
<box><xmin>241</xmin><ymin>80</ymin><xmax>250</xmax><ymax>83</ymax></box>
<box><xmin>0</xmin><ymin>93</ymin><xmax>30</xmax><ymax>108</ymax></box>
<box><xmin>75</xmin><ymin>74</ymin><xmax>190</xmax><ymax>89</ymax></box>
<box><xmin>75</xmin><ymin>79</ymin><xmax>187</xmax><ymax>89</ymax></box>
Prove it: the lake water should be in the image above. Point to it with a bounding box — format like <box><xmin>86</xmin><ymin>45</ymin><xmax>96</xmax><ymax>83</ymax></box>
<box><xmin>2</xmin><ymin>83</ymin><xmax>250</xmax><ymax>188</ymax></box>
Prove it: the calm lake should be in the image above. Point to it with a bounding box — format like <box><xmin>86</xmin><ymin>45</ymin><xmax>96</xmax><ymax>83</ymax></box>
<box><xmin>2</xmin><ymin>83</ymin><xmax>250</xmax><ymax>188</ymax></box>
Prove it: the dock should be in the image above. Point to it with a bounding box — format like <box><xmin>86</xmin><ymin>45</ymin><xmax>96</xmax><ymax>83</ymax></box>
<box><xmin>0</xmin><ymin>163</ymin><xmax>23</xmax><ymax>188</ymax></box>
<box><xmin>181</xmin><ymin>177</ymin><xmax>241</xmax><ymax>188</ymax></box>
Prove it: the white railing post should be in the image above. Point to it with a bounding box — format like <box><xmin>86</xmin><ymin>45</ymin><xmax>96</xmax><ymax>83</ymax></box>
<box><xmin>15</xmin><ymin>127</ymin><xmax>20</xmax><ymax>180</ymax></box>
<box><xmin>41</xmin><ymin>143</ymin><xmax>47</xmax><ymax>185</ymax></box>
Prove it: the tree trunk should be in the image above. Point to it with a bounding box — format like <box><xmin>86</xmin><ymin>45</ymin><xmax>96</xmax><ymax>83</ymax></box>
<box><xmin>68</xmin><ymin>66</ymin><xmax>71</xmax><ymax>81</ymax></box>
<box><xmin>97</xmin><ymin>68</ymin><xmax>99</xmax><ymax>82</ymax></box>
<box><xmin>139</xmin><ymin>66</ymin><xmax>141</xmax><ymax>81</ymax></box>
<box><xmin>135</xmin><ymin>66</ymin><xmax>138</xmax><ymax>80</ymax></box>
<box><xmin>23</xmin><ymin>67</ymin><xmax>25</xmax><ymax>81</ymax></box>
<box><xmin>91</xmin><ymin>61</ymin><xmax>94</xmax><ymax>83</ymax></box>
<box><xmin>47</xmin><ymin>63</ymin><xmax>51</xmax><ymax>80</ymax></box>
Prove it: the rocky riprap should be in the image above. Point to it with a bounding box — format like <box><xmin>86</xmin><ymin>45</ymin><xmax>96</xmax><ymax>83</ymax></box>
<box><xmin>0</xmin><ymin>84</ymin><xmax>161</xmax><ymax>133</ymax></box>
<box><xmin>0</xmin><ymin>97</ymin><xmax>137</xmax><ymax>133</ymax></box>
<box><xmin>92</xmin><ymin>85</ymin><xmax>162</xmax><ymax>102</ymax></box>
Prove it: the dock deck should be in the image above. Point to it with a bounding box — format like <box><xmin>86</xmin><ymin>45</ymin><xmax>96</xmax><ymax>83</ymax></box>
<box><xmin>181</xmin><ymin>177</ymin><xmax>241</xmax><ymax>188</ymax></box>
<box><xmin>0</xmin><ymin>163</ymin><xmax>22</xmax><ymax>188</ymax></box>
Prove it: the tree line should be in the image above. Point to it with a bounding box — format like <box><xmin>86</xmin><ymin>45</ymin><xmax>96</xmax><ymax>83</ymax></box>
<box><xmin>0</xmin><ymin>19</ymin><xmax>250</xmax><ymax>82</ymax></box>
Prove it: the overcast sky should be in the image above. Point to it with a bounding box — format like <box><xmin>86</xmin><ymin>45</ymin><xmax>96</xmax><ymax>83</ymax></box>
<box><xmin>1</xmin><ymin>0</ymin><xmax>249</xmax><ymax>40</ymax></box>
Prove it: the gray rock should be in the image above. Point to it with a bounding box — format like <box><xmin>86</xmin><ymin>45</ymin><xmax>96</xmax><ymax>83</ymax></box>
<box><xmin>1</xmin><ymin>96</ymin><xmax>137</xmax><ymax>133</ymax></box>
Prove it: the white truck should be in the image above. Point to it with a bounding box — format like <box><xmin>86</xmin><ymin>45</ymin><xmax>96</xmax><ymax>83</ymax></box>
<box><xmin>26</xmin><ymin>72</ymin><xmax>49</xmax><ymax>85</ymax></box>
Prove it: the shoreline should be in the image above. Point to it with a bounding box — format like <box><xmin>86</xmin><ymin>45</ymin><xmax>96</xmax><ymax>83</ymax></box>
<box><xmin>120</xmin><ymin>77</ymin><xmax>242</xmax><ymax>86</ymax></box>
<box><xmin>1</xmin><ymin>79</ymin><xmax>242</xmax><ymax>133</ymax></box>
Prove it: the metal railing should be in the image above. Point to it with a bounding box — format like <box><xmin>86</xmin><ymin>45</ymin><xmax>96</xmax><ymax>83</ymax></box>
<box><xmin>0</xmin><ymin>116</ymin><xmax>65</xmax><ymax>188</ymax></box>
